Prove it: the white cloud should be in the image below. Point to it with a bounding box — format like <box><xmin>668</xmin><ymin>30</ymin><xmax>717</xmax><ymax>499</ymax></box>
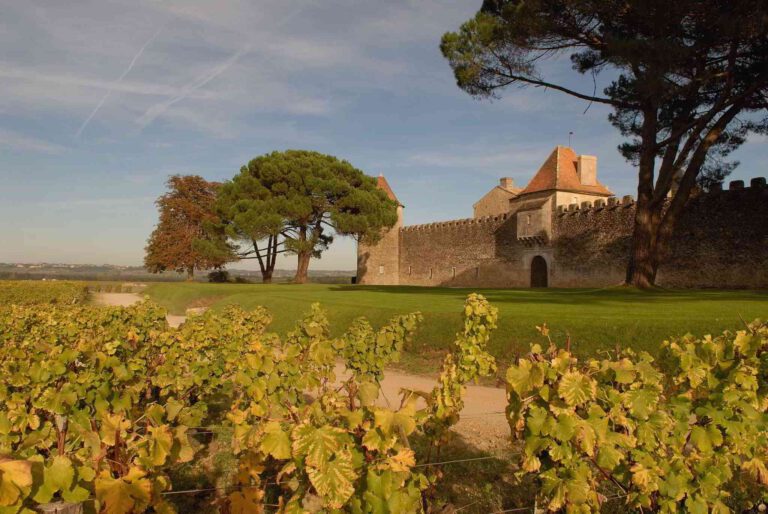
<box><xmin>0</xmin><ymin>0</ymin><xmax>476</xmax><ymax>141</ymax></box>
<box><xmin>407</xmin><ymin>145</ymin><xmax>552</xmax><ymax>175</ymax></box>
<box><xmin>135</xmin><ymin>44</ymin><xmax>251</xmax><ymax>129</ymax></box>
<box><xmin>0</xmin><ymin>129</ymin><xmax>65</xmax><ymax>154</ymax></box>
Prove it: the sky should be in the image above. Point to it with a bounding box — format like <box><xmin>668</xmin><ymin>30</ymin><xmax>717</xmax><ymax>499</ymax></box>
<box><xmin>1</xmin><ymin>0</ymin><xmax>765</xmax><ymax>271</ymax></box>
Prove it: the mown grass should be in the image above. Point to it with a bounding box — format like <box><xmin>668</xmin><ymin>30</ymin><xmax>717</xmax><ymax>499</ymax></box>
<box><xmin>144</xmin><ymin>282</ymin><xmax>768</xmax><ymax>373</ymax></box>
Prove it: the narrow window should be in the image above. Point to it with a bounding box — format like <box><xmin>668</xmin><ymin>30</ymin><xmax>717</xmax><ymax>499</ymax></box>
<box><xmin>429</xmin><ymin>268</ymin><xmax>433</xmax><ymax>279</ymax></box>
<box><xmin>527</xmin><ymin>214</ymin><xmax>531</xmax><ymax>226</ymax></box>
<box><xmin>452</xmin><ymin>267</ymin><xmax>456</xmax><ymax>278</ymax></box>
<box><xmin>408</xmin><ymin>265</ymin><xmax>412</xmax><ymax>275</ymax></box>
<box><xmin>378</xmin><ymin>265</ymin><xmax>384</xmax><ymax>275</ymax></box>
<box><xmin>475</xmin><ymin>267</ymin><xmax>479</xmax><ymax>278</ymax></box>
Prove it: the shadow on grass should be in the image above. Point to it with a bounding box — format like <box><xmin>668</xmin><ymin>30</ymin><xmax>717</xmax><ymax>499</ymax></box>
<box><xmin>328</xmin><ymin>285</ymin><xmax>768</xmax><ymax>306</ymax></box>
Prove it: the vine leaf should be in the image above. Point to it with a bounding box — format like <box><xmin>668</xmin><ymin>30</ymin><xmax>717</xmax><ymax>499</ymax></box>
<box><xmin>46</xmin><ymin>455</ymin><xmax>74</xmax><ymax>493</ymax></box>
<box><xmin>147</xmin><ymin>425</ymin><xmax>173</xmax><ymax>466</ymax></box>
<box><xmin>306</xmin><ymin>452</ymin><xmax>356</xmax><ymax>509</ymax></box>
<box><xmin>387</xmin><ymin>448</ymin><xmax>416</xmax><ymax>472</ymax></box>
<box><xmin>95</xmin><ymin>468</ymin><xmax>152</xmax><ymax>514</ymax></box>
<box><xmin>292</xmin><ymin>425</ymin><xmax>347</xmax><ymax>467</ymax></box>
<box><xmin>261</xmin><ymin>422</ymin><xmax>292</xmax><ymax>460</ymax></box>
<box><xmin>507</xmin><ymin>360</ymin><xmax>544</xmax><ymax>395</ymax></box>
<box><xmin>357</xmin><ymin>382</ymin><xmax>379</xmax><ymax>407</ymax></box>
<box><xmin>0</xmin><ymin>458</ymin><xmax>33</xmax><ymax>506</ymax></box>
<box><xmin>228</xmin><ymin>487</ymin><xmax>265</xmax><ymax>514</ymax></box>
<box><xmin>557</xmin><ymin>371</ymin><xmax>596</xmax><ymax>407</ymax></box>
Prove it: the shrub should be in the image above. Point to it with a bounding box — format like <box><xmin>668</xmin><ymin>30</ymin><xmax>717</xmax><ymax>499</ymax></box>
<box><xmin>207</xmin><ymin>270</ymin><xmax>230</xmax><ymax>283</ymax></box>
<box><xmin>506</xmin><ymin>321</ymin><xmax>768</xmax><ymax>512</ymax></box>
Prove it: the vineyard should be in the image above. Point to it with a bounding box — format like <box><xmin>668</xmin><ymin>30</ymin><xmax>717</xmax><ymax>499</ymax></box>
<box><xmin>0</xmin><ymin>282</ymin><xmax>766</xmax><ymax>512</ymax></box>
<box><xmin>0</xmin><ymin>281</ymin><xmax>89</xmax><ymax>306</ymax></box>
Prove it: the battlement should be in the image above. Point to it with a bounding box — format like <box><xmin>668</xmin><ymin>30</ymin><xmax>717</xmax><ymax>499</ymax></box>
<box><xmin>556</xmin><ymin>176</ymin><xmax>767</xmax><ymax>217</ymax></box>
<box><xmin>707</xmin><ymin>177</ymin><xmax>767</xmax><ymax>192</ymax></box>
<box><xmin>401</xmin><ymin>213</ymin><xmax>510</xmax><ymax>232</ymax></box>
<box><xmin>557</xmin><ymin>195</ymin><xmax>635</xmax><ymax>216</ymax></box>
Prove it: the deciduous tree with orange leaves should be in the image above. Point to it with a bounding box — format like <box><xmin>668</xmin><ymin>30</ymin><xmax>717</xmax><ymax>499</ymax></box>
<box><xmin>144</xmin><ymin>175</ymin><xmax>229</xmax><ymax>280</ymax></box>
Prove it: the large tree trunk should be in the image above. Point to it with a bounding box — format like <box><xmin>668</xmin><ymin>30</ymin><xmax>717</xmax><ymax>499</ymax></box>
<box><xmin>626</xmin><ymin>104</ymin><xmax>663</xmax><ymax>289</ymax></box>
<box><xmin>295</xmin><ymin>252</ymin><xmax>311</xmax><ymax>284</ymax></box>
<box><xmin>626</xmin><ymin>199</ymin><xmax>662</xmax><ymax>288</ymax></box>
<box><xmin>625</xmin><ymin>102</ymin><xmax>742</xmax><ymax>288</ymax></box>
<box><xmin>186</xmin><ymin>268</ymin><xmax>195</xmax><ymax>281</ymax></box>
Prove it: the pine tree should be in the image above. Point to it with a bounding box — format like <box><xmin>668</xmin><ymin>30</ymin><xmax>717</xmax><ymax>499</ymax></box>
<box><xmin>212</xmin><ymin>150</ymin><xmax>398</xmax><ymax>284</ymax></box>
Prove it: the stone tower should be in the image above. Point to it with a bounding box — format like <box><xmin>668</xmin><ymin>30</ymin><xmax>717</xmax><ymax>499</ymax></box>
<box><xmin>356</xmin><ymin>175</ymin><xmax>401</xmax><ymax>285</ymax></box>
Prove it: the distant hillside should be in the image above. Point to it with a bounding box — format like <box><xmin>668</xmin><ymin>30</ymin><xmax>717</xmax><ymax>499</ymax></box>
<box><xmin>0</xmin><ymin>263</ymin><xmax>355</xmax><ymax>284</ymax></box>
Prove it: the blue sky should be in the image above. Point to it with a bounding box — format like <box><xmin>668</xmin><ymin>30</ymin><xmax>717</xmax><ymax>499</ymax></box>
<box><xmin>1</xmin><ymin>0</ymin><xmax>765</xmax><ymax>271</ymax></box>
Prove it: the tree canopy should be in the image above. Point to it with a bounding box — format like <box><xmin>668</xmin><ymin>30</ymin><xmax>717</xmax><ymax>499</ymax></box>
<box><xmin>144</xmin><ymin>175</ymin><xmax>228</xmax><ymax>279</ymax></box>
<box><xmin>209</xmin><ymin>150</ymin><xmax>398</xmax><ymax>283</ymax></box>
<box><xmin>441</xmin><ymin>0</ymin><xmax>768</xmax><ymax>287</ymax></box>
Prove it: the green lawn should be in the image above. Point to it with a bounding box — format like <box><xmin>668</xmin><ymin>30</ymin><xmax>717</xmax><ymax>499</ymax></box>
<box><xmin>143</xmin><ymin>282</ymin><xmax>768</xmax><ymax>373</ymax></box>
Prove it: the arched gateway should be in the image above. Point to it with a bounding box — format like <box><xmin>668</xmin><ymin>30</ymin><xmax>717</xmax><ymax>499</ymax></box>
<box><xmin>530</xmin><ymin>256</ymin><xmax>548</xmax><ymax>288</ymax></box>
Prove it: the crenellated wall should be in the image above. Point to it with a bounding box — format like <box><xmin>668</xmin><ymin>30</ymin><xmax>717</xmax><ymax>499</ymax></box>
<box><xmin>357</xmin><ymin>177</ymin><xmax>768</xmax><ymax>289</ymax></box>
<box><xmin>552</xmin><ymin>180</ymin><xmax>768</xmax><ymax>288</ymax></box>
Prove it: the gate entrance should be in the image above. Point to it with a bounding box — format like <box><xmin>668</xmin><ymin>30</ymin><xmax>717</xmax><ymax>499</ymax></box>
<box><xmin>530</xmin><ymin>256</ymin><xmax>548</xmax><ymax>288</ymax></box>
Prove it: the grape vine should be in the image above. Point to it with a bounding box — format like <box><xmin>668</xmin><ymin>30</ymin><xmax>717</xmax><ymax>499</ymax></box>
<box><xmin>506</xmin><ymin>321</ymin><xmax>768</xmax><ymax>512</ymax></box>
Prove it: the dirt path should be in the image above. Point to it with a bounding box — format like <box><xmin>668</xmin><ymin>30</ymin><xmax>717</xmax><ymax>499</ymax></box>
<box><xmin>91</xmin><ymin>293</ymin><xmax>509</xmax><ymax>447</ymax></box>
<box><xmin>334</xmin><ymin>364</ymin><xmax>509</xmax><ymax>450</ymax></box>
<box><xmin>92</xmin><ymin>292</ymin><xmax>187</xmax><ymax>327</ymax></box>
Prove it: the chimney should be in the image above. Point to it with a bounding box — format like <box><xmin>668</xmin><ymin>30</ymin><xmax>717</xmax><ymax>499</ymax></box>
<box><xmin>577</xmin><ymin>155</ymin><xmax>597</xmax><ymax>186</ymax></box>
<box><xmin>499</xmin><ymin>177</ymin><xmax>515</xmax><ymax>190</ymax></box>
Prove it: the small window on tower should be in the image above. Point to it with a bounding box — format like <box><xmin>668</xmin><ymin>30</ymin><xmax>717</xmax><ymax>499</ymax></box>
<box><xmin>408</xmin><ymin>265</ymin><xmax>412</xmax><ymax>275</ymax></box>
<box><xmin>378</xmin><ymin>265</ymin><xmax>384</xmax><ymax>275</ymax></box>
<box><xmin>527</xmin><ymin>214</ymin><xmax>531</xmax><ymax>226</ymax></box>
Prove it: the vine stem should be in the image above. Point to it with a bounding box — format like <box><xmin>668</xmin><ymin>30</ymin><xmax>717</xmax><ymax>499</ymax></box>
<box><xmin>588</xmin><ymin>455</ymin><xmax>627</xmax><ymax>494</ymax></box>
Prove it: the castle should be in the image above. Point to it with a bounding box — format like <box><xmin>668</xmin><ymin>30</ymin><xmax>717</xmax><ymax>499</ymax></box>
<box><xmin>357</xmin><ymin>146</ymin><xmax>768</xmax><ymax>288</ymax></box>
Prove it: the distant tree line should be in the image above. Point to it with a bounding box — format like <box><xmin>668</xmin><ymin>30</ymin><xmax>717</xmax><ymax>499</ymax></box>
<box><xmin>144</xmin><ymin>150</ymin><xmax>398</xmax><ymax>284</ymax></box>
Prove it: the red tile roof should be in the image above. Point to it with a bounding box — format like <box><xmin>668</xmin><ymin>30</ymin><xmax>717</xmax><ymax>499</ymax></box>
<box><xmin>520</xmin><ymin>146</ymin><xmax>612</xmax><ymax>196</ymax></box>
<box><xmin>376</xmin><ymin>175</ymin><xmax>400</xmax><ymax>204</ymax></box>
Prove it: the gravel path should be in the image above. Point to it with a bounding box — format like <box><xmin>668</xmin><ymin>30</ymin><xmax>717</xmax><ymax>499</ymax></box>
<box><xmin>92</xmin><ymin>292</ymin><xmax>510</xmax><ymax>447</ymax></box>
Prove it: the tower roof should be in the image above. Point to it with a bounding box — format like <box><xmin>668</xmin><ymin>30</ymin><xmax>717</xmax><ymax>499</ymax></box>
<box><xmin>376</xmin><ymin>175</ymin><xmax>400</xmax><ymax>204</ymax></box>
<box><xmin>520</xmin><ymin>146</ymin><xmax>612</xmax><ymax>196</ymax></box>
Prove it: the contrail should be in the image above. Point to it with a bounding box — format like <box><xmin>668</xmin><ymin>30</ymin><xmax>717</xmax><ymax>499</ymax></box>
<box><xmin>135</xmin><ymin>4</ymin><xmax>306</xmax><ymax>131</ymax></box>
<box><xmin>135</xmin><ymin>44</ymin><xmax>250</xmax><ymax>129</ymax></box>
<box><xmin>76</xmin><ymin>26</ymin><xmax>163</xmax><ymax>138</ymax></box>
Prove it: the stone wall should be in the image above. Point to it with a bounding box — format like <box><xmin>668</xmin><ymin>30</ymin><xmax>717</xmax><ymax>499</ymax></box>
<box><xmin>473</xmin><ymin>186</ymin><xmax>517</xmax><ymax>218</ymax></box>
<box><xmin>398</xmin><ymin>214</ymin><xmax>530</xmax><ymax>287</ymax></box>
<box><xmin>357</xmin><ymin>205</ymin><xmax>402</xmax><ymax>285</ymax></box>
<box><xmin>552</xmin><ymin>181</ymin><xmax>768</xmax><ymax>288</ymax></box>
<box><xmin>358</xmin><ymin>178</ymin><xmax>768</xmax><ymax>289</ymax></box>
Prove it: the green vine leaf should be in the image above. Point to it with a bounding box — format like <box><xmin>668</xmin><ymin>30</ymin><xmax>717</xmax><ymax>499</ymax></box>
<box><xmin>260</xmin><ymin>422</ymin><xmax>292</xmax><ymax>460</ymax></box>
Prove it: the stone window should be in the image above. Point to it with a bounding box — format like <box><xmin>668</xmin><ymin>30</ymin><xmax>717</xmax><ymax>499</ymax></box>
<box><xmin>408</xmin><ymin>265</ymin><xmax>412</xmax><ymax>275</ymax></box>
<box><xmin>378</xmin><ymin>265</ymin><xmax>384</xmax><ymax>275</ymax></box>
<box><xmin>429</xmin><ymin>268</ymin><xmax>433</xmax><ymax>279</ymax></box>
<box><xmin>452</xmin><ymin>267</ymin><xmax>456</xmax><ymax>278</ymax></box>
<box><xmin>527</xmin><ymin>214</ymin><xmax>531</xmax><ymax>226</ymax></box>
<box><xmin>475</xmin><ymin>267</ymin><xmax>479</xmax><ymax>278</ymax></box>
